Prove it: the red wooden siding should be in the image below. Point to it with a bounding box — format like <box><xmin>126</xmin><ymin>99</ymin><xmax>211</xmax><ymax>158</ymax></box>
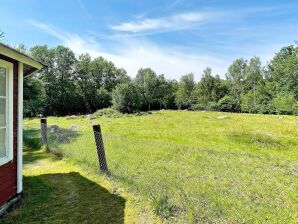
<box><xmin>0</xmin><ymin>54</ymin><xmax>18</xmax><ymax>206</ymax></box>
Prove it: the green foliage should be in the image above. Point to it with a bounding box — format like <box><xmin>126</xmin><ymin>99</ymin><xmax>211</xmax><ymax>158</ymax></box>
<box><xmin>112</xmin><ymin>82</ymin><xmax>142</xmax><ymax>113</ymax></box>
<box><xmin>175</xmin><ymin>73</ymin><xmax>196</xmax><ymax>109</ymax></box>
<box><xmin>226</xmin><ymin>58</ymin><xmax>247</xmax><ymax>104</ymax></box>
<box><xmin>206</xmin><ymin>101</ymin><xmax>219</xmax><ymax>111</ymax></box>
<box><xmin>191</xmin><ymin>102</ymin><xmax>218</xmax><ymax>111</ymax></box>
<box><xmin>89</xmin><ymin>56</ymin><xmax>130</xmax><ymax>92</ymax></box>
<box><xmin>196</xmin><ymin>67</ymin><xmax>228</xmax><ymax>106</ymax></box>
<box><xmin>20</xmin><ymin>42</ymin><xmax>298</xmax><ymax>116</ymax></box>
<box><xmin>241</xmin><ymin>85</ymin><xmax>273</xmax><ymax>114</ymax></box>
<box><xmin>96</xmin><ymin>87</ymin><xmax>112</xmax><ymax>109</ymax></box>
<box><xmin>74</xmin><ymin>53</ymin><xmax>94</xmax><ymax>112</ymax></box>
<box><xmin>244</xmin><ymin>57</ymin><xmax>263</xmax><ymax>92</ymax></box>
<box><xmin>190</xmin><ymin>103</ymin><xmax>206</xmax><ymax>111</ymax></box>
<box><xmin>29</xmin><ymin>47</ymin><xmax>129</xmax><ymax>115</ymax></box>
<box><xmin>241</xmin><ymin>90</ymin><xmax>258</xmax><ymax>113</ymax></box>
<box><xmin>74</xmin><ymin>54</ymin><xmax>126</xmax><ymax>113</ymax></box>
<box><xmin>30</xmin><ymin>45</ymin><xmax>82</xmax><ymax>116</ymax></box>
<box><xmin>271</xmin><ymin>92</ymin><xmax>297</xmax><ymax>115</ymax></box>
<box><xmin>93</xmin><ymin>108</ymin><xmax>122</xmax><ymax>118</ymax></box>
<box><xmin>155</xmin><ymin>75</ymin><xmax>178</xmax><ymax>109</ymax></box>
<box><xmin>218</xmin><ymin>95</ymin><xmax>240</xmax><ymax>112</ymax></box>
<box><xmin>23</xmin><ymin>77</ymin><xmax>45</xmax><ymax>117</ymax></box>
<box><xmin>268</xmin><ymin>44</ymin><xmax>298</xmax><ymax>99</ymax></box>
<box><xmin>135</xmin><ymin>68</ymin><xmax>159</xmax><ymax>110</ymax></box>
<box><xmin>293</xmin><ymin>102</ymin><xmax>298</xmax><ymax>115</ymax></box>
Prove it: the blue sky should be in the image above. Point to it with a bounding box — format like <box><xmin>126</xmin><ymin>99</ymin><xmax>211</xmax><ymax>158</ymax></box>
<box><xmin>1</xmin><ymin>0</ymin><xmax>298</xmax><ymax>80</ymax></box>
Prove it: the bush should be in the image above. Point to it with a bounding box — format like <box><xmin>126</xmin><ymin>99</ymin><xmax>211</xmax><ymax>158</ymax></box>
<box><xmin>271</xmin><ymin>92</ymin><xmax>297</xmax><ymax>115</ymax></box>
<box><xmin>93</xmin><ymin>108</ymin><xmax>122</xmax><ymax>118</ymax></box>
<box><xmin>95</xmin><ymin>88</ymin><xmax>112</xmax><ymax>109</ymax></box>
<box><xmin>218</xmin><ymin>96</ymin><xmax>240</xmax><ymax>112</ymax></box>
<box><xmin>206</xmin><ymin>102</ymin><xmax>218</xmax><ymax>111</ymax></box>
<box><xmin>112</xmin><ymin>82</ymin><xmax>142</xmax><ymax>113</ymax></box>
<box><xmin>24</xmin><ymin>77</ymin><xmax>45</xmax><ymax>117</ymax></box>
<box><xmin>191</xmin><ymin>102</ymin><xmax>218</xmax><ymax>111</ymax></box>
<box><xmin>293</xmin><ymin>103</ymin><xmax>298</xmax><ymax>115</ymax></box>
<box><xmin>241</xmin><ymin>91</ymin><xmax>257</xmax><ymax>113</ymax></box>
<box><xmin>190</xmin><ymin>103</ymin><xmax>206</xmax><ymax>111</ymax></box>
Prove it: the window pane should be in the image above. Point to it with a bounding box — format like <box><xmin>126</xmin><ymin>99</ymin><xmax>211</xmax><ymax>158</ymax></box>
<box><xmin>0</xmin><ymin>128</ymin><xmax>6</xmax><ymax>157</ymax></box>
<box><xmin>0</xmin><ymin>67</ymin><xmax>6</xmax><ymax>96</ymax></box>
<box><xmin>0</xmin><ymin>98</ymin><xmax>5</xmax><ymax>127</ymax></box>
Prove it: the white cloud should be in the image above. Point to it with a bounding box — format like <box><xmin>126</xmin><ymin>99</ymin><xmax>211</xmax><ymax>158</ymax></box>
<box><xmin>27</xmin><ymin>4</ymin><xmax>297</xmax><ymax>80</ymax></box>
<box><xmin>28</xmin><ymin>20</ymin><xmax>229</xmax><ymax>80</ymax></box>
<box><xmin>175</xmin><ymin>12</ymin><xmax>205</xmax><ymax>22</ymax></box>
<box><xmin>109</xmin><ymin>6</ymin><xmax>285</xmax><ymax>34</ymax></box>
<box><xmin>110</xmin><ymin>11</ymin><xmax>207</xmax><ymax>33</ymax></box>
<box><xmin>27</xmin><ymin>20</ymin><xmax>68</xmax><ymax>41</ymax></box>
<box><xmin>63</xmin><ymin>36</ymin><xmax>229</xmax><ymax>80</ymax></box>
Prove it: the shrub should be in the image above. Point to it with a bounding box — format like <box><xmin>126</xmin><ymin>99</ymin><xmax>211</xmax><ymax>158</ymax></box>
<box><xmin>271</xmin><ymin>92</ymin><xmax>297</xmax><ymax>115</ymax></box>
<box><xmin>190</xmin><ymin>103</ymin><xmax>206</xmax><ymax>111</ymax></box>
<box><xmin>191</xmin><ymin>102</ymin><xmax>218</xmax><ymax>111</ymax></box>
<box><xmin>206</xmin><ymin>101</ymin><xmax>218</xmax><ymax>111</ymax></box>
<box><xmin>149</xmin><ymin>195</ymin><xmax>175</xmax><ymax>219</ymax></box>
<box><xmin>95</xmin><ymin>87</ymin><xmax>112</xmax><ymax>109</ymax></box>
<box><xmin>93</xmin><ymin>108</ymin><xmax>122</xmax><ymax>118</ymax></box>
<box><xmin>218</xmin><ymin>96</ymin><xmax>240</xmax><ymax>112</ymax></box>
<box><xmin>112</xmin><ymin>82</ymin><xmax>142</xmax><ymax>113</ymax></box>
<box><xmin>24</xmin><ymin>77</ymin><xmax>45</xmax><ymax>117</ymax></box>
<box><xmin>241</xmin><ymin>91</ymin><xmax>257</xmax><ymax>113</ymax></box>
<box><xmin>293</xmin><ymin>103</ymin><xmax>298</xmax><ymax>115</ymax></box>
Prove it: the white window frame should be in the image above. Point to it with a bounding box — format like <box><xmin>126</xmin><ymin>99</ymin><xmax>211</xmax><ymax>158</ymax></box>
<box><xmin>0</xmin><ymin>59</ymin><xmax>13</xmax><ymax>166</ymax></box>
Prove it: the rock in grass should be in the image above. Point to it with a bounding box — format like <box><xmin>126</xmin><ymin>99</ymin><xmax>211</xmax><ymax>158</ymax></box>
<box><xmin>67</xmin><ymin>115</ymin><xmax>77</xmax><ymax>120</ymax></box>
<box><xmin>86</xmin><ymin>114</ymin><xmax>93</xmax><ymax>120</ymax></box>
<box><xmin>48</xmin><ymin>125</ymin><xmax>60</xmax><ymax>133</ymax></box>
<box><xmin>69</xmin><ymin>125</ymin><xmax>80</xmax><ymax>131</ymax></box>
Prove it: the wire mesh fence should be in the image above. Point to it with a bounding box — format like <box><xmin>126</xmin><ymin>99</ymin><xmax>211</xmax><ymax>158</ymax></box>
<box><xmin>23</xmin><ymin>119</ymin><xmax>298</xmax><ymax>223</ymax></box>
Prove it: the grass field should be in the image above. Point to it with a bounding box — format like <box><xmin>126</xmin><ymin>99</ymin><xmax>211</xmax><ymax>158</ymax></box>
<box><xmin>1</xmin><ymin>141</ymin><xmax>158</xmax><ymax>224</ymax></box>
<box><xmin>23</xmin><ymin>110</ymin><xmax>298</xmax><ymax>223</ymax></box>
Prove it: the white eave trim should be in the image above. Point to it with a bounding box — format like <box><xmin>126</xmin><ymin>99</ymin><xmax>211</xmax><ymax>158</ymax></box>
<box><xmin>0</xmin><ymin>44</ymin><xmax>44</xmax><ymax>70</ymax></box>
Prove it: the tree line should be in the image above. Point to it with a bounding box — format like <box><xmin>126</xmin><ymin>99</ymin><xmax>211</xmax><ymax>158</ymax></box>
<box><xmin>22</xmin><ymin>43</ymin><xmax>298</xmax><ymax>116</ymax></box>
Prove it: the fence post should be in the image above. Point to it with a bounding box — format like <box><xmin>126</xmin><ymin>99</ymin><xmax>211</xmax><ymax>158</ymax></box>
<box><xmin>93</xmin><ymin>124</ymin><xmax>108</xmax><ymax>172</ymax></box>
<box><xmin>41</xmin><ymin>118</ymin><xmax>48</xmax><ymax>151</ymax></box>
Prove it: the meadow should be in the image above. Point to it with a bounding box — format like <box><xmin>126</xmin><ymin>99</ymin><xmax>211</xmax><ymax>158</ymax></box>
<box><xmin>24</xmin><ymin>110</ymin><xmax>298</xmax><ymax>223</ymax></box>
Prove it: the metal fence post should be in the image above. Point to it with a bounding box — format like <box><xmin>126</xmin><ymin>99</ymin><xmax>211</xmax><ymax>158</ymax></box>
<box><xmin>41</xmin><ymin>118</ymin><xmax>48</xmax><ymax>151</ymax></box>
<box><xmin>93</xmin><ymin>124</ymin><xmax>108</xmax><ymax>172</ymax></box>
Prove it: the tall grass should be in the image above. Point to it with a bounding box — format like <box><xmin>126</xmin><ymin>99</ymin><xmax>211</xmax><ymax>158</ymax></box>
<box><xmin>24</xmin><ymin>111</ymin><xmax>298</xmax><ymax>223</ymax></box>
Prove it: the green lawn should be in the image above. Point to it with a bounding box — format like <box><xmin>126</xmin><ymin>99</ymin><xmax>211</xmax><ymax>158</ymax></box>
<box><xmin>1</xmin><ymin>144</ymin><xmax>159</xmax><ymax>224</ymax></box>
<box><xmin>22</xmin><ymin>111</ymin><xmax>298</xmax><ymax>223</ymax></box>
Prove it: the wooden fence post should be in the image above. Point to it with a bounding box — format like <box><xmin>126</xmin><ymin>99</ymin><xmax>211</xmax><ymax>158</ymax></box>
<box><xmin>41</xmin><ymin>118</ymin><xmax>48</xmax><ymax>151</ymax></box>
<box><xmin>93</xmin><ymin>124</ymin><xmax>108</xmax><ymax>172</ymax></box>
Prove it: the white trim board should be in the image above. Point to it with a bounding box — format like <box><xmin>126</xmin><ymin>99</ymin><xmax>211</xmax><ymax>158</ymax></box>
<box><xmin>0</xmin><ymin>44</ymin><xmax>44</xmax><ymax>70</ymax></box>
<box><xmin>17</xmin><ymin>62</ymin><xmax>23</xmax><ymax>193</ymax></box>
<box><xmin>0</xmin><ymin>59</ymin><xmax>13</xmax><ymax>166</ymax></box>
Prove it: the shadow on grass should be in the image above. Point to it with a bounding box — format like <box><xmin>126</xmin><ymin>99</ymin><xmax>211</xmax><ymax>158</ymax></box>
<box><xmin>227</xmin><ymin>132</ymin><xmax>285</xmax><ymax>149</ymax></box>
<box><xmin>23</xmin><ymin>128</ymin><xmax>45</xmax><ymax>165</ymax></box>
<box><xmin>23</xmin><ymin>126</ymin><xmax>81</xmax><ymax>163</ymax></box>
<box><xmin>2</xmin><ymin>172</ymin><xmax>126</xmax><ymax>224</ymax></box>
<box><xmin>23</xmin><ymin>128</ymin><xmax>41</xmax><ymax>151</ymax></box>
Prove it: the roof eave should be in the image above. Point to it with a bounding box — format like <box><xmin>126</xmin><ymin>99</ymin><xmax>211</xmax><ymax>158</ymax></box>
<box><xmin>0</xmin><ymin>43</ymin><xmax>46</xmax><ymax>73</ymax></box>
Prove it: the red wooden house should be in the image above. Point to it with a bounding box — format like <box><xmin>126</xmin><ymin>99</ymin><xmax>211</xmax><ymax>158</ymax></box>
<box><xmin>0</xmin><ymin>43</ymin><xmax>45</xmax><ymax>215</ymax></box>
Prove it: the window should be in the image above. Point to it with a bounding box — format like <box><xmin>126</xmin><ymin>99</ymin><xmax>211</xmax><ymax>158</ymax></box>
<box><xmin>0</xmin><ymin>59</ymin><xmax>13</xmax><ymax>166</ymax></box>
